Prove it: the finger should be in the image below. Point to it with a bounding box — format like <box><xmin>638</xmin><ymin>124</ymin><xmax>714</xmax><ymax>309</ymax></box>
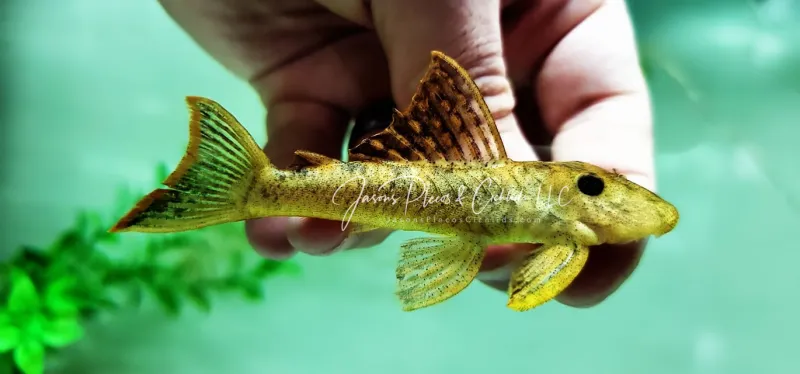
<box><xmin>369</xmin><ymin>0</ymin><xmax>538</xmax><ymax>162</ymax></box>
<box><xmin>537</xmin><ymin>1</ymin><xmax>654</xmax><ymax>184</ymax></box>
<box><xmin>476</xmin><ymin>243</ymin><xmax>539</xmax><ymax>291</ymax></box>
<box><xmin>250</xmin><ymin>100</ymin><xmax>397</xmax><ymax>258</ymax></box>
<box><xmin>556</xmin><ymin>241</ymin><xmax>646</xmax><ymax>307</ymax></box>
<box><xmin>283</xmin><ymin>218</ymin><xmax>393</xmax><ymax>256</ymax></box>
<box><xmin>245</xmin><ymin>101</ymin><xmax>352</xmax><ymax>258</ymax></box>
<box><xmin>242</xmin><ymin>36</ymin><xmax>394</xmax><ymax>258</ymax></box>
<box><xmin>535</xmin><ymin>1</ymin><xmax>655</xmax><ymax>306</ymax></box>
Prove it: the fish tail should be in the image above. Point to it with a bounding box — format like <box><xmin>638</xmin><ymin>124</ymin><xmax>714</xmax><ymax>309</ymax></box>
<box><xmin>109</xmin><ymin>96</ymin><xmax>271</xmax><ymax>233</ymax></box>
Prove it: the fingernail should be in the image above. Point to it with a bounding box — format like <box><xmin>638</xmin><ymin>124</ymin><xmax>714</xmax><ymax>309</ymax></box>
<box><xmin>245</xmin><ymin>218</ymin><xmax>296</xmax><ymax>260</ymax></box>
<box><xmin>286</xmin><ymin>217</ymin><xmax>348</xmax><ymax>255</ymax></box>
<box><xmin>476</xmin><ymin>263</ymin><xmax>513</xmax><ymax>283</ymax></box>
<box><xmin>256</xmin><ymin>246</ymin><xmax>295</xmax><ymax>260</ymax></box>
<box><xmin>285</xmin><ymin>216</ymin><xmax>305</xmax><ymax>233</ymax></box>
<box><xmin>319</xmin><ymin>234</ymin><xmax>359</xmax><ymax>256</ymax></box>
<box><xmin>555</xmin><ymin>292</ymin><xmax>607</xmax><ymax>308</ymax></box>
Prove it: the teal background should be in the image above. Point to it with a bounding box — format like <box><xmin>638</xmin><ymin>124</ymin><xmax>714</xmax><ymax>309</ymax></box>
<box><xmin>2</xmin><ymin>0</ymin><xmax>799</xmax><ymax>373</ymax></box>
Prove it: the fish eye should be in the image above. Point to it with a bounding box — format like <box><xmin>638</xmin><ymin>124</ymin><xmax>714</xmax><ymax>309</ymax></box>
<box><xmin>577</xmin><ymin>174</ymin><xmax>604</xmax><ymax>196</ymax></box>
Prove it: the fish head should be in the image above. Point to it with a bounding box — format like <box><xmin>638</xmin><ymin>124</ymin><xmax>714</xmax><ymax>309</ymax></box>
<box><xmin>547</xmin><ymin>162</ymin><xmax>679</xmax><ymax>246</ymax></box>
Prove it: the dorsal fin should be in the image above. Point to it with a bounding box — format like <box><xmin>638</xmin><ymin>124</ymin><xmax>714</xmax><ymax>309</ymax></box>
<box><xmin>349</xmin><ymin>51</ymin><xmax>508</xmax><ymax>163</ymax></box>
<box><xmin>288</xmin><ymin>150</ymin><xmax>342</xmax><ymax>171</ymax></box>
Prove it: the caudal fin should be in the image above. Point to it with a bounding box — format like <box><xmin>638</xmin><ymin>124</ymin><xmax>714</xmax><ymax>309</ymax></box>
<box><xmin>109</xmin><ymin>96</ymin><xmax>270</xmax><ymax>233</ymax></box>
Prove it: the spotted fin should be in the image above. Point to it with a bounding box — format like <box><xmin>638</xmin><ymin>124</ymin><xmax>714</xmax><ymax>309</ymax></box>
<box><xmin>395</xmin><ymin>236</ymin><xmax>486</xmax><ymax>311</ymax></box>
<box><xmin>109</xmin><ymin>96</ymin><xmax>268</xmax><ymax>233</ymax></box>
<box><xmin>349</xmin><ymin>51</ymin><xmax>508</xmax><ymax>163</ymax></box>
<box><xmin>506</xmin><ymin>243</ymin><xmax>589</xmax><ymax>311</ymax></box>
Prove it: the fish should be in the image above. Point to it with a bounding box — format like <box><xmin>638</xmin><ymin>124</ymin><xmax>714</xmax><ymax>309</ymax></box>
<box><xmin>109</xmin><ymin>51</ymin><xmax>679</xmax><ymax>312</ymax></box>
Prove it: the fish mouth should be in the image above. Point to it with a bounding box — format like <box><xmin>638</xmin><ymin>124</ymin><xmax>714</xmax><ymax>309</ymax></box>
<box><xmin>653</xmin><ymin>223</ymin><xmax>676</xmax><ymax>238</ymax></box>
<box><xmin>581</xmin><ymin>221</ymin><xmax>656</xmax><ymax>245</ymax></box>
<box><xmin>578</xmin><ymin>212</ymin><xmax>677</xmax><ymax>245</ymax></box>
<box><xmin>654</xmin><ymin>205</ymin><xmax>680</xmax><ymax>237</ymax></box>
<box><xmin>653</xmin><ymin>227</ymin><xmax>670</xmax><ymax>238</ymax></box>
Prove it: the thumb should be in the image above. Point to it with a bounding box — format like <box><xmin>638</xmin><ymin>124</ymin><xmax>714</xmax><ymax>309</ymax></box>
<box><xmin>370</xmin><ymin>0</ymin><xmax>537</xmax><ymax>162</ymax></box>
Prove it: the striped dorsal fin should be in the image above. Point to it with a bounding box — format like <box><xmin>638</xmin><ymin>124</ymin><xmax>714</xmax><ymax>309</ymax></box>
<box><xmin>349</xmin><ymin>51</ymin><xmax>508</xmax><ymax>163</ymax></box>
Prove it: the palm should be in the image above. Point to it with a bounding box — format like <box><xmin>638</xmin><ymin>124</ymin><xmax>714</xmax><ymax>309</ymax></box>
<box><xmin>160</xmin><ymin>0</ymin><xmax>654</xmax><ymax>307</ymax></box>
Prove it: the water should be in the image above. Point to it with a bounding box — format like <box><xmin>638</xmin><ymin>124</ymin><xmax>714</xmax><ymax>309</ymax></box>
<box><xmin>1</xmin><ymin>1</ymin><xmax>798</xmax><ymax>373</ymax></box>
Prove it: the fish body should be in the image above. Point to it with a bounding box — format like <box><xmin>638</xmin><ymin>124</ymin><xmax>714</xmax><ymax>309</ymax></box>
<box><xmin>248</xmin><ymin>159</ymin><xmax>673</xmax><ymax>246</ymax></box>
<box><xmin>110</xmin><ymin>51</ymin><xmax>679</xmax><ymax>312</ymax></box>
<box><xmin>252</xmin><ymin>159</ymin><xmax>564</xmax><ymax>243</ymax></box>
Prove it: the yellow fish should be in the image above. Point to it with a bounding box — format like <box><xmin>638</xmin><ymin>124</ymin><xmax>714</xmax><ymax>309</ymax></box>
<box><xmin>110</xmin><ymin>51</ymin><xmax>679</xmax><ymax>312</ymax></box>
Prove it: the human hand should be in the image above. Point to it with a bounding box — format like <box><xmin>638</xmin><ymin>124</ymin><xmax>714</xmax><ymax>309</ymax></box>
<box><xmin>159</xmin><ymin>0</ymin><xmax>655</xmax><ymax>308</ymax></box>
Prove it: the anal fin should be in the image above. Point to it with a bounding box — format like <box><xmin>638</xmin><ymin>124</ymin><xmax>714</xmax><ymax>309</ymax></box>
<box><xmin>507</xmin><ymin>243</ymin><xmax>588</xmax><ymax>311</ymax></box>
<box><xmin>395</xmin><ymin>236</ymin><xmax>485</xmax><ymax>311</ymax></box>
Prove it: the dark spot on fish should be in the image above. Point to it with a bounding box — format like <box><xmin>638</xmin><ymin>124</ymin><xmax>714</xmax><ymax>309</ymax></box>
<box><xmin>388</xmin><ymin>164</ymin><xmax>402</xmax><ymax>175</ymax></box>
<box><xmin>349</xmin><ymin>98</ymin><xmax>396</xmax><ymax>148</ymax></box>
<box><xmin>577</xmin><ymin>174</ymin><xmax>604</xmax><ymax>196</ymax></box>
<box><xmin>343</xmin><ymin>162</ymin><xmax>366</xmax><ymax>174</ymax></box>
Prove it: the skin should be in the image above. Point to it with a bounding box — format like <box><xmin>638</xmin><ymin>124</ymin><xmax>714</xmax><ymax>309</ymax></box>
<box><xmin>157</xmin><ymin>0</ymin><xmax>654</xmax><ymax>307</ymax></box>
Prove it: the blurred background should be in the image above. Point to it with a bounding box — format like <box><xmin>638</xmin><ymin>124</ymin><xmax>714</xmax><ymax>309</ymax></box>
<box><xmin>1</xmin><ymin>0</ymin><xmax>798</xmax><ymax>373</ymax></box>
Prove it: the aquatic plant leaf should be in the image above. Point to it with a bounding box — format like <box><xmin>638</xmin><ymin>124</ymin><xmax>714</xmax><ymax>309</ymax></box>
<box><xmin>154</xmin><ymin>162</ymin><xmax>170</xmax><ymax>184</ymax></box>
<box><xmin>186</xmin><ymin>286</ymin><xmax>211</xmax><ymax>313</ymax></box>
<box><xmin>7</xmin><ymin>270</ymin><xmax>39</xmax><ymax>313</ymax></box>
<box><xmin>250</xmin><ymin>260</ymin><xmax>280</xmax><ymax>277</ymax></box>
<box><xmin>277</xmin><ymin>261</ymin><xmax>301</xmax><ymax>276</ymax></box>
<box><xmin>39</xmin><ymin>317</ymin><xmax>83</xmax><ymax>348</ymax></box>
<box><xmin>0</xmin><ymin>325</ymin><xmax>21</xmax><ymax>353</ymax></box>
<box><xmin>161</xmin><ymin>234</ymin><xmax>195</xmax><ymax>248</ymax></box>
<box><xmin>228</xmin><ymin>251</ymin><xmax>244</xmax><ymax>273</ymax></box>
<box><xmin>68</xmin><ymin>281</ymin><xmax>117</xmax><ymax>313</ymax></box>
<box><xmin>0</xmin><ymin>313</ymin><xmax>10</xmax><ymax>329</ymax></box>
<box><xmin>13</xmin><ymin>339</ymin><xmax>44</xmax><ymax>374</ymax></box>
<box><xmin>0</xmin><ymin>159</ymin><xmax>305</xmax><ymax>373</ymax></box>
<box><xmin>43</xmin><ymin>278</ymin><xmax>80</xmax><ymax>316</ymax></box>
<box><xmin>49</xmin><ymin>229</ymin><xmax>92</xmax><ymax>260</ymax></box>
<box><xmin>239</xmin><ymin>277</ymin><xmax>264</xmax><ymax>301</ymax></box>
<box><xmin>112</xmin><ymin>186</ymin><xmax>139</xmax><ymax>219</ymax></box>
<box><xmin>252</xmin><ymin>260</ymin><xmax>300</xmax><ymax>278</ymax></box>
<box><xmin>127</xmin><ymin>282</ymin><xmax>144</xmax><ymax>308</ymax></box>
<box><xmin>150</xmin><ymin>284</ymin><xmax>182</xmax><ymax>316</ymax></box>
<box><xmin>0</xmin><ymin>353</ymin><xmax>14</xmax><ymax>374</ymax></box>
<box><xmin>74</xmin><ymin>211</ymin><xmax>109</xmax><ymax>244</ymax></box>
<box><xmin>95</xmin><ymin>228</ymin><xmax>120</xmax><ymax>244</ymax></box>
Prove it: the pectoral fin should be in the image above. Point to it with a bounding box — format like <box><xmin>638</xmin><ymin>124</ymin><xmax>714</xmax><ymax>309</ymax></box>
<box><xmin>395</xmin><ymin>236</ymin><xmax>486</xmax><ymax>311</ymax></box>
<box><xmin>507</xmin><ymin>243</ymin><xmax>588</xmax><ymax>312</ymax></box>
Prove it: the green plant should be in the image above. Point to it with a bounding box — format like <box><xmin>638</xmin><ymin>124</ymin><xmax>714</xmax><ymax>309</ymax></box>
<box><xmin>0</xmin><ymin>163</ymin><xmax>299</xmax><ymax>374</ymax></box>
